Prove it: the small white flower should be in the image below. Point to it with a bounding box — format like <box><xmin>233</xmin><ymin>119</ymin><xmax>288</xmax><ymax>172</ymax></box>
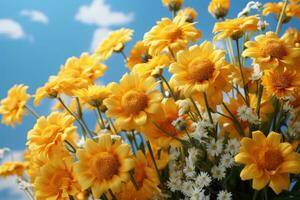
<box><xmin>238</xmin><ymin>1</ymin><xmax>262</xmax><ymax>17</ymax></box>
<box><xmin>257</xmin><ymin>19</ymin><xmax>269</xmax><ymax>31</ymax></box>
<box><xmin>177</xmin><ymin>99</ymin><xmax>190</xmax><ymax>116</ymax></box>
<box><xmin>181</xmin><ymin>181</ymin><xmax>194</xmax><ymax>197</ymax></box>
<box><xmin>169</xmin><ymin>148</ymin><xmax>181</xmax><ymax>161</ymax></box>
<box><xmin>237</xmin><ymin>105</ymin><xmax>260</xmax><ymax>125</ymax></box>
<box><xmin>217</xmin><ymin>190</ymin><xmax>232</xmax><ymax>200</ymax></box>
<box><xmin>195</xmin><ymin>171</ymin><xmax>212</xmax><ymax>189</ymax></box>
<box><xmin>191</xmin><ymin>121</ymin><xmax>210</xmax><ymax>143</ymax></box>
<box><xmin>184</xmin><ymin>158</ymin><xmax>196</xmax><ymax>178</ymax></box>
<box><xmin>225</xmin><ymin>139</ymin><xmax>240</xmax><ymax>155</ymax></box>
<box><xmin>220</xmin><ymin>153</ymin><xmax>235</xmax><ymax>168</ymax></box>
<box><xmin>250</xmin><ymin>64</ymin><xmax>263</xmax><ymax>81</ymax></box>
<box><xmin>207</xmin><ymin>138</ymin><xmax>223</xmax><ymax>157</ymax></box>
<box><xmin>211</xmin><ymin>165</ymin><xmax>226</xmax><ymax>180</ymax></box>
<box><xmin>167</xmin><ymin>176</ymin><xmax>182</xmax><ymax>192</ymax></box>
<box><xmin>190</xmin><ymin>188</ymin><xmax>206</xmax><ymax>200</ymax></box>
<box><xmin>188</xmin><ymin>148</ymin><xmax>199</xmax><ymax>164</ymax></box>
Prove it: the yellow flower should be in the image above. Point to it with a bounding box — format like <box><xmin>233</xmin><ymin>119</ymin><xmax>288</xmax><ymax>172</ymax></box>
<box><xmin>0</xmin><ymin>84</ymin><xmax>30</xmax><ymax>127</ymax></box>
<box><xmin>263</xmin><ymin>2</ymin><xmax>300</xmax><ymax>22</ymax></box>
<box><xmin>141</xmin><ymin>98</ymin><xmax>192</xmax><ymax>148</ymax></box>
<box><xmin>34</xmin><ymin>157</ymin><xmax>81</xmax><ymax>200</ymax></box>
<box><xmin>177</xmin><ymin>8</ymin><xmax>198</xmax><ymax>22</ymax></box>
<box><xmin>0</xmin><ymin>162</ymin><xmax>26</xmax><ymax>177</ymax></box>
<box><xmin>144</xmin><ymin>16</ymin><xmax>201</xmax><ymax>55</ymax></box>
<box><xmin>95</xmin><ymin>28</ymin><xmax>133</xmax><ymax>60</ymax></box>
<box><xmin>262</xmin><ymin>69</ymin><xmax>300</xmax><ymax>98</ymax></box>
<box><xmin>58</xmin><ymin>53</ymin><xmax>107</xmax><ymax>96</ymax></box>
<box><xmin>27</xmin><ymin>112</ymin><xmax>78</xmax><ymax>158</ymax></box>
<box><xmin>34</xmin><ymin>76</ymin><xmax>60</xmax><ymax>106</ymax></box>
<box><xmin>235</xmin><ymin>131</ymin><xmax>300</xmax><ymax>194</ymax></box>
<box><xmin>104</xmin><ymin>72</ymin><xmax>163</xmax><ymax>131</ymax></box>
<box><xmin>74</xmin><ymin>134</ymin><xmax>134</xmax><ymax>199</ymax></box>
<box><xmin>25</xmin><ymin>150</ymin><xmax>47</xmax><ymax>183</ymax></box>
<box><xmin>213</xmin><ymin>15</ymin><xmax>258</xmax><ymax>40</ymax></box>
<box><xmin>242</xmin><ymin>32</ymin><xmax>300</xmax><ymax>71</ymax></box>
<box><xmin>132</xmin><ymin>54</ymin><xmax>172</xmax><ymax>79</ymax></box>
<box><xmin>282</xmin><ymin>28</ymin><xmax>300</xmax><ymax>47</ymax></box>
<box><xmin>127</xmin><ymin>41</ymin><xmax>150</xmax><ymax>70</ymax></box>
<box><xmin>162</xmin><ymin>0</ymin><xmax>184</xmax><ymax>11</ymax></box>
<box><xmin>169</xmin><ymin>41</ymin><xmax>231</xmax><ymax>99</ymax></box>
<box><xmin>208</xmin><ymin>0</ymin><xmax>230</xmax><ymax>19</ymax></box>
<box><xmin>115</xmin><ymin>150</ymin><xmax>160</xmax><ymax>200</ymax></box>
<box><xmin>74</xmin><ymin>85</ymin><xmax>111</xmax><ymax>107</ymax></box>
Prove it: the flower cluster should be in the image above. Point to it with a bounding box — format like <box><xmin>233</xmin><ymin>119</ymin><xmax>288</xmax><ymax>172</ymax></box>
<box><xmin>1</xmin><ymin>0</ymin><xmax>300</xmax><ymax>200</ymax></box>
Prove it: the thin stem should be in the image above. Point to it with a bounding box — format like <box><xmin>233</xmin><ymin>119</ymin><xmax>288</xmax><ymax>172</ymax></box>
<box><xmin>189</xmin><ymin>97</ymin><xmax>202</xmax><ymax>120</ymax></box>
<box><xmin>252</xmin><ymin>190</ymin><xmax>259</xmax><ymax>200</ymax></box>
<box><xmin>168</xmin><ymin>46</ymin><xmax>176</xmax><ymax>61</ymax></box>
<box><xmin>96</xmin><ymin>107</ymin><xmax>105</xmax><ymax>129</ymax></box>
<box><xmin>152</xmin><ymin>121</ymin><xmax>185</xmax><ymax>144</ymax></box>
<box><xmin>256</xmin><ymin>81</ymin><xmax>264</xmax><ymax>117</ymax></box>
<box><xmin>225</xmin><ymin>38</ymin><xmax>235</xmax><ymax>64</ymax></box>
<box><xmin>264</xmin><ymin>187</ymin><xmax>268</xmax><ymax>200</ymax></box>
<box><xmin>222</xmin><ymin>102</ymin><xmax>245</xmax><ymax>136</ymax></box>
<box><xmin>184</xmin><ymin>129</ymin><xmax>193</xmax><ymax>144</ymax></box>
<box><xmin>146</xmin><ymin>140</ymin><xmax>163</xmax><ymax>184</ymax></box>
<box><xmin>120</xmin><ymin>50</ymin><xmax>128</xmax><ymax>63</ymax></box>
<box><xmin>275</xmin><ymin>0</ymin><xmax>289</xmax><ymax>35</ymax></box>
<box><xmin>108</xmin><ymin>118</ymin><xmax>118</xmax><ymax>134</ymax></box>
<box><xmin>64</xmin><ymin>140</ymin><xmax>76</xmax><ymax>153</ymax></box>
<box><xmin>159</xmin><ymin>74</ymin><xmax>176</xmax><ymax>100</ymax></box>
<box><xmin>132</xmin><ymin>131</ymin><xmax>139</xmax><ymax>150</ymax></box>
<box><xmin>75</xmin><ymin>97</ymin><xmax>82</xmax><ymax>118</ymax></box>
<box><xmin>108</xmin><ymin>189</ymin><xmax>117</xmax><ymax>200</ymax></box>
<box><xmin>129</xmin><ymin>171</ymin><xmax>139</xmax><ymax>191</ymax></box>
<box><xmin>24</xmin><ymin>105</ymin><xmax>39</xmax><ymax>119</ymax></box>
<box><xmin>203</xmin><ymin>92</ymin><xmax>214</xmax><ymax>126</ymax></box>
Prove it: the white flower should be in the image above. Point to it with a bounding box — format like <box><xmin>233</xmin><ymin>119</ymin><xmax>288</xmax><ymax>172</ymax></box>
<box><xmin>184</xmin><ymin>158</ymin><xmax>196</xmax><ymax>178</ymax></box>
<box><xmin>188</xmin><ymin>147</ymin><xmax>199</xmax><ymax>164</ymax></box>
<box><xmin>169</xmin><ymin>148</ymin><xmax>181</xmax><ymax>161</ymax></box>
<box><xmin>211</xmin><ymin>165</ymin><xmax>226</xmax><ymax>180</ymax></box>
<box><xmin>237</xmin><ymin>105</ymin><xmax>260</xmax><ymax>125</ymax></box>
<box><xmin>220</xmin><ymin>153</ymin><xmax>235</xmax><ymax>168</ymax></box>
<box><xmin>195</xmin><ymin>171</ymin><xmax>212</xmax><ymax>189</ymax></box>
<box><xmin>257</xmin><ymin>19</ymin><xmax>269</xmax><ymax>31</ymax></box>
<box><xmin>181</xmin><ymin>181</ymin><xmax>194</xmax><ymax>197</ymax></box>
<box><xmin>0</xmin><ymin>148</ymin><xmax>10</xmax><ymax>160</ymax></box>
<box><xmin>190</xmin><ymin>188</ymin><xmax>207</xmax><ymax>200</ymax></box>
<box><xmin>225</xmin><ymin>139</ymin><xmax>240</xmax><ymax>155</ymax></box>
<box><xmin>217</xmin><ymin>190</ymin><xmax>232</xmax><ymax>200</ymax></box>
<box><xmin>207</xmin><ymin>138</ymin><xmax>223</xmax><ymax>157</ymax></box>
<box><xmin>191</xmin><ymin>121</ymin><xmax>210</xmax><ymax>143</ymax></box>
<box><xmin>177</xmin><ymin>99</ymin><xmax>190</xmax><ymax>116</ymax></box>
<box><xmin>168</xmin><ymin>170</ymin><xmax>183</xmax><ymax>192</ymax></box>
<box><xmin>238</xmin><ymin>1</ymin><xmax>262</xmax><ymax>17</ymax></box>
<box><xmin>250</xmin><ymin>64</ymin><xmax>263</xmax><ymax>81</ymax></box>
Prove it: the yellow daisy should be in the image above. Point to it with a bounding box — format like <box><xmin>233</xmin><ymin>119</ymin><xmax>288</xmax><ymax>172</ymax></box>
<box><xmin>162</xmin><ymin>0</ymin><xmax>184</xmax><ymax>11</ymax></box>
<box><xmin>0</xmin><ymin>84</ymin><xmax>30</xmax><ymax>127</ymax></box>
<box><xmin>34</xmin><ymin>157</ymin><xmax>81</xmax><ymax>200</ymax></box>
<box><xmin>95</xmin><ymin>28</ymin><xmax>133</xmax><ymax>60</ymax></box>
<box><xmin>213</xmin><ymin>15</ymin><xmax>258</xmax><ymax>40</ymax></box>
<box><xmin>208</xmin><ymin>0</ymin><xmax>230</xmax><ymax>19</ymax></box>
<box><xmin>74</xmin><ymin>134</ymin><xmax>134</xmax><ymax>199</ymax></box>
<box><xmin>104</xmin><ymin>72</ymin><xmax>163</xmax><ymax>131</ymax></box>
<box><xmin>127</xmin><ymin>41</ymin><xmax>150</xmax><ymax>70</ymax></box>
<box><xmin>177</xmin><ymin>8</ymin><xmax>198</xmax><ymax>22</ymax></box>
<box><xmin>169</xmin><ymin>41</ymin><xmax>231</xmax><ymax>98</ymax></box>
<box><xmin>0</xmin><ymin>162</ymin><xmax>26</xmax><ymax>178</ymax></box>
<box><xmin>263</xmin><ymin>2</ymin><xmax>300</xmax><ymax>22</ymax></box>
<box><xmin>235</xmin><ymin>131</ymin><xmax>300</xmax><ymax>194</ymax></box>
<box><xmin>262</xmin><ymin>69</ymin><xmax>300</xmax><ymax>99</ymax></box>
<box><xmin>34</xmin><ymin>76</ymin><xmax>60</xmax><ymax>106</ymax></box>
<box><xmin>27</xmin><ymin>112</ymin><xmax>79</xmax><ymax>158</ymax></box>
<box><xmin>282</xmin><ymin>28</ymin><xmax>300</xmax><ymax>47</ymax></box>
<box><xmin>242</xmin><ymin>32</ymin><xmax>300</xmax><ymax>71</ymax></box>
<box><xmin>143</xmin><ymin>16</ymin><xmax>201</xmax><ymax>55</ymax></box>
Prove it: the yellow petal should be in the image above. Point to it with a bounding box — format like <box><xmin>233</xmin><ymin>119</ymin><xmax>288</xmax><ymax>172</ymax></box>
<box><xmin>252</xmin><ymin>174</ymin><xmax>269</xmax><ymax>191</ymax></box>
<box><xmin>266</xmin><ymin>132</ymin><xmax>281</xmax><ymax>147</ymax></box>
<box><xmin>235</xmin><ymin>152</ymin><xmax>252</xmax><ymax>165</ymax></box>
<box><xmin>252</xmin><ymin>131</ymin><xmax>266</xmax><ymax>145</ymax></box>
<box><xmin>269</xmin><ymin>174</ymin><xmax>290</xmax><ymax>194</ymax></box>
<box><xmin>134</xmin><ymin>111</ymin><xmax>147</xmax><ymax>126</ymax></box>
<box><xmin>240</xmin><ymin>164</ymin><xmax>261</xmax><ymax>180</ymax></box>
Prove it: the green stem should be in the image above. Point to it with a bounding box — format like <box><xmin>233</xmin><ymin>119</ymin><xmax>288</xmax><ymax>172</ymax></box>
<box><xmin>203</xmin><ymin>92</ymin><xmax>214</xmax><ymax>125</ymax></box>
<box><xmin>146</xmin><ymin>140</ymin><xmax>163</xmax><ymax>184</ymax></box>
<box><xmin>252</xmin><ymin>190</ymin><xmax>259</xmax><ymax>200</ymax></box>
<box><xmin>96</xmin><ymin>107</ymin><xmax>105</xmax><ymax>129</ymax></box>
<box><xmin>159</xmin><ymin>74</ymin><xmax>176</xmax><ymax>100</ymax></box>
<box><xmin>189</xmin><ymin>97</ymin><xmax>202</xmax><ymax>120</ymax></box>
<box><xmin>129</xmin><ymin>171</ymin><xmax>139</xmax><ymax>191</ymax></box>
<box><xmin>256</xmin><ymin>81</ymin><xmax>264</xmax><ymax>117</ymax></box>
<box><xmin>168</xmin><ymin>46</ymin><xmax>176</xmax><ymax>61</ymax></box>
<box><xmin>264</xmin><ymin>187</ymin><xmax>268</xmax><ymax>200</ymax></box>
<box><xmin>120</xmin><ymin>50</ymin><xmax>128</xmax><ymax>63</ymax></box>
<box><xmin>275</xmin><ymin>0</ymin><xmax>289</xmax><ymax>35</ymax></box>
<box><xmin>24</xmin><ymin>105</ymin><xmax>40</xmax><ymax>119</ymax></box>
<box><xmin>222</xmin><ymin>102</ymin><xmax>245</xmax><ymax>136</ymax></box>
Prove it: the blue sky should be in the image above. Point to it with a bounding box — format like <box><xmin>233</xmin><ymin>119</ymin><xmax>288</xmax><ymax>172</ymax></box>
<box><xmin>0</xmin><ymin>0</ymin><xmax>298</xmax><ymax>199</ymax></box>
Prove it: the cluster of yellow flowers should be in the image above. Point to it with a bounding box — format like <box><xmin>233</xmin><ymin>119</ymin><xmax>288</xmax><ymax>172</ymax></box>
<box><xmin>1</xmin><ymin>0</ymin><xmax>300</xmax><ymax>199</ymax></box>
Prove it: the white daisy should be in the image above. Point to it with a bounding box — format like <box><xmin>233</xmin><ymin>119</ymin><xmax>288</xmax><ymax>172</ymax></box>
<box><xmin>220</xmin><ymin>153</ymin><xmax>235</xmax><ymax>168</ymax></box>
<box><xmin>195</xmin><ymin>171</ymin><xmax>212</xmax><ymax>189</ymax></box>
<box><xmin>217</xmin><ymin>190</ymin><xmax>232</xmax><ymax>200</ymax></box>
<box><xmin>225</xmin><ymin>139</ymin><xmax>240</xmax><ymax>155</ymax></box>
<box><xmin>190</xmin><ymin>188</ymin><xmax>206</xmax><ymax>200</ymax></box>
<box><xmin>211</xmin><ymin>165</ymin><xmax>226</xmax><ymax>180</ymax></box>
<box><xmin>207</xmin><ymin>138</ymin><xmax>223</xmax><ymax>157</ymax></box>
<box><xmin>181</xmin><ymin>181</ymin><xmax>194</xmax><ymax>197</ymax></box>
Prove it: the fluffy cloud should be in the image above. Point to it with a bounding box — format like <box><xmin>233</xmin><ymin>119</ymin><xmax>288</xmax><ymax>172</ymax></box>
<box><xmin>90</xmin><ymin>27</ymin><xmax>111</xmax><ymax>52</ymax></box>
<box><xmin>20</xmin><ymin>9</ymin><xmax>49</xmax><ymax>24</ymax></box>
<box><xmin>0</xmin><ymin>19</ymin><xmax>25</xmax><ymax>39</ymax></box>
<box><xmin>75</xmin><ymin>0</ymin><xmax>134</xmax><ymax>27</ymax></box>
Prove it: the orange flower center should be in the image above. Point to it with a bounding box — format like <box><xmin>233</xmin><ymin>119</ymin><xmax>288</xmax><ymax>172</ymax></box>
<box><xmin>164</xmin><ymin>25</ymin><xmax>183</xmax><ymax>42</ymax></box>
<box><xmin>272</xmin><ymin>73</ymin><xmax>291</xmax><ymax>90</ymax></box>
<box><xmin>257</xmin><ymin>148</ymin><xmax>283</xmax><ymax>171</ymax></box>
<box><xmin>188</xmin><ymin>59</ymin><xmax>215</xmax><ymax>82</ymax></box>
<box><xmin>92</xmin><ymin>152</ymin><xmax>120</xmax><ymax>180</ymax></box>
<box><xmin>122</xmin><ymin>90</ymin><xmax>148</xmax><ymax>114</ymax></box>
<box><xmin>262</xmin><ymin>41</ymin><xmax>287</xmax><ymax>58</ymax></box>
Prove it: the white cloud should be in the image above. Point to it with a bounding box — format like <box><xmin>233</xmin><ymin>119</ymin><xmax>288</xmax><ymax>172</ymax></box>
<box><xmin>20</xmin><ymin>9</ymin><xmax>49</xmax><ymax>24</ymax></box>
<box><xmin>0</xmin><ymin>19</ymin><xmax>25</xmax><ymax>39</ymax></box>
<box><xmin>90</xmin><ymin>27</ymin><xmax>111</xmax><ymax>52</ymax></box>
<box><xmin>75</xmin><ymin>0</ymin><xmax>134</xmax><ymax>27</ymax></box>
<box><xmin>0</xmin><ymin>150</ymin><xmax>26</xmax><ymax>200</ymax></box>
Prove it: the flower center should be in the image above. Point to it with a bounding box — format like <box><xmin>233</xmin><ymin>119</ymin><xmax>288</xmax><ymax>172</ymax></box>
<box><xmin>272</xmin><ymin>73</ymin><xmax>291</xmax><ymax>90</ymax></box>
<box><xmin>188</xmin><ymin>59</ymin><xmax>215</xmax><ymax>83</ymax></box>
<box><xmin>262</xmin><ymin>41</ymin><xmax>287</xmax><ymax>58</ymax></box>
<box><xmin>258</xmin><ymin>148</ymin><xmax>283</xmax><ymax>171</ymax></box>
<box><xmin>122</xmin><ymin>90</ymin><xmax>148</xmax><ymax>114</ymax></box>
<box><xmin>92</xmin><ymin>152</ymin><xmax>120</xmax><ymax>180</ymax></box>
<box><xmin>164</xmin><ymin>25</ymin><xmax>183</xmax><ymax>42</ymax></box>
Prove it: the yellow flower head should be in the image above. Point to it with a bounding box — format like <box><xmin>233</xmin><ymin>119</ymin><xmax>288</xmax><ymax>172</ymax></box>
<box><xmin>115</xmin><ymin>150</ymin><xmax>160</xmax><ymax>200</ymax></box>
<box><xmin>162</xmin><ymin>0</ymin><xmax>184</xmax><ymax>11</ymax></box>
<box><xmin>127</xmin><ymin>41</ymin><xmax>150</xmax><ymax>70</ymax></box>
<box><xmin>243</xmin><ymin>32</ymin><xmax>300</xmax><ymax>71</ymax></box>
<box><xmin>262</xmin><ymin>69</ymin><xmax>300</xmax><ymax>99</ymax></box>
<box><xmin>177</xmin><ymin>8</ymin><xmax>198</xmax><ymax>22</ymax></box>
<box><xmin>58</xmin><ymin>53</ymin><xmax>107</xmax><ymax>96</ymax></box>
<box><xmin>34</xmin><ymin>76</ymin><xmax>60</xmax><ymax>106</ymax></box>
<box><xmin>27</xmin><ymin>112</ymin><xmax>78</xmax><ymax>158</ymax></box>
<box><xmin>169</xmin><ymin>41</ymin><xmax>231</xmax><ymax>97</ymax></box>
<box><xmin>235</xmin><ymin>131</ymin><xmax>300</xmax><ymax>194</ymax></box>
<box><xmin>0</xmin><ymin>84</ymin><xmax>30</xmax><ymax>127</ymax></box>
<box><xmin>282</xmin><ymin>28</ymin><xmax>300</xmax><ymax>47</ymax></box>
<box><xmin>104</xmin><ymin>72</ymin><xmax>163</xmax><ymax>131</ymax></box>
<box><xmin>263</xmin><ymin>2</ymin><xmax>300</xmax><ymax>22</ymax></box>
<box><xmin>208</xmin><ymin>0</ymin><xmax>230</xmax><ymax>19</ymax></box>
<box><xmin>144</xmin><ymin>16</ymin><xmax>201</xmax><ymax>55</ymax></box>
<box><xmin>34</xmin><ymin>157</ymin><xmax>81</xmax><ymax>200</ymax></box>
<box><xmin>74</xmin><ymin>85</ymin><xmax>111</xmax><ymax>107</ymax></box>
<box><xmin>95</xmin><ymin>28</ymin><xmax>133</xmax><ymax>60</ymax></box>
<box><xmin>0</xmin><ymin>162</ymin><xmax>26</xmax><ymax>178</ymax></box>
<box><xmin>74</xmin><ymin>134</ymin><xmax>134</xmax><ymax>199</ymax></box>
<box><xmin>213</xmin><ymin>15</ymin><xmax>259</xmax><ymax>40</ymax></box>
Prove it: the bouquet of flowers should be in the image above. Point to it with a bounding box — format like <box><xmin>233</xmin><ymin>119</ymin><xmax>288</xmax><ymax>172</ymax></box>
<box><xmin>1</xmin><ymin>0</ymin><xmax>300</xmax><ymax>199</ymax></box>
